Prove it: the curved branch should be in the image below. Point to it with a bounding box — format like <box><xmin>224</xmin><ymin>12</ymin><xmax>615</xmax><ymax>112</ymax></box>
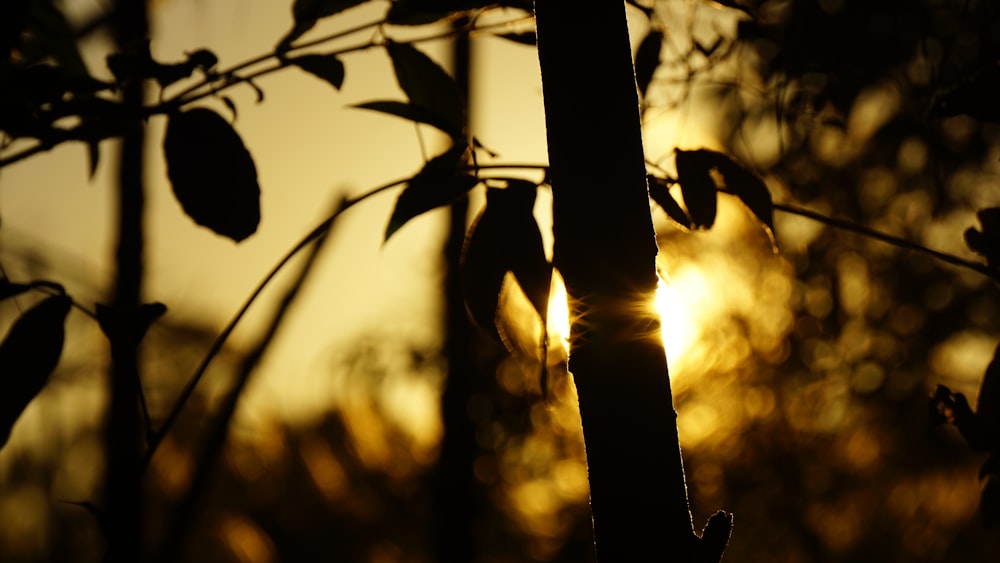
<box><xmin>141</xmin><ymin>176</ymin><xmax>406</xmax><ymax>468</ymax></box>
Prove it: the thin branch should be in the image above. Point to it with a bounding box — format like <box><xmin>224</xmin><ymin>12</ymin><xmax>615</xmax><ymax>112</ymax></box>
<box><xmin>141</xmin><ymin>177</ymin><xmax>406</xmax><ymax>468</ymax></box>
<box><xmin>0</xmin><ymin>15</ymin><xmax>533</xmax><ymax>171</ymax></box>
<box><xmin>155</xmin><ymin>196</ymin><xmax>344</xmax><ymax>563</ymax></box>
<box><xmin>772</xmin><ymin>201</ymin><xmax>996</xmax><ymax>280</ymax></box>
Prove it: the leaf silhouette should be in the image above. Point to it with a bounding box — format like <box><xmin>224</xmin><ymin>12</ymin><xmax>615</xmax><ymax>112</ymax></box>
<box><xmin>290</xmin><ymin>53</ymin><xmax>345</xmax><ymax>90</ymax></box>
<box><xmin>385</xmin><ymin>144</ymin><xmax>480</xmax><ymax>241</ymax></box>
<box><xmin>675</xmin><ymin>149</ymin><xmax>719</xmax><ymax>229</ymax></box>
<box><xmin>277</xmin><ymin>0</ymin><xmax>369</xmax><ymax>51</ymax></box>
<box><xmin>462</xmin><ymin>180</ymin><xmax>551</xmax><ymax>344</ymax></box>
<box><xmin>353</xmin><ymin>100</ymin><xmax>457</xmax><ymax>135</ymax></box>
<box><xmin>965</xmin><ymin>207</ymin><xmax>1000</xmax><ymax>268</ymax></box>
<box><xmin>647</xmin><ymin>175</ymin><xmax>693</xmax><ymax>230</ymax></box>
<box><xmin>386</xmin><ymin>42</ymin><xmax>465</xmax><ymax>139</ymax></box>
<box><xmin>713</xmin><ymin>153</ymin><xmax>777</xmax><ymax>250</ymax></box>
<box><xmin>634</xmin><ymin>30</ymin><xmax>662</xmax><ymax>97</ymax></box>
<box><xmin>163</xmin><ymin>108</ymin><xmax>261</xmax><ymax>242</ymax></box>
<box><xmin>0</xmin><ymin>294</ymin><xmax>71</xmax><ymax>450</ymax></box>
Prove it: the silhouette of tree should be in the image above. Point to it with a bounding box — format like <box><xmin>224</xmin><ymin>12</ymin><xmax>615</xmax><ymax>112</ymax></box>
<box><xmin>6</xmin><ymin>1</ymin><xmax>1000</xmax><ymax>562</ymax></box>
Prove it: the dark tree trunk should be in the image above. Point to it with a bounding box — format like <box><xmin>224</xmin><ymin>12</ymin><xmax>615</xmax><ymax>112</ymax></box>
<box><xmin>533</xmin><ymin>1</ymin><xmax>714</xmax><ymax>560</ymax></box>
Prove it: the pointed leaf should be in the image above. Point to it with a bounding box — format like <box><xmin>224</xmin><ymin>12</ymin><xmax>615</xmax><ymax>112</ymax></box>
<box><xmin>675</xmin><ymin>149</ymin><xmax>719</xmax><ymax>229</ymax></box>
<box><xmin>501</xmin><ymin>179</ymin><xmax>551</xmax><ymax>324</ymax></box>
<box><xmin>385</xmin><ymin>145</ymin><xmax>479</xmax><ymax>241</ymax></box>
<box><xmin>278</xmin><ymin>0</ymin><xmax>370</xmax><ymax>51</ymax></box>
<box><xmin>0</xmin><ymin>294</ymin><xmax>71</xmax><ymax>449</ymax></box>
<box><xmin>290</xmin><ymin>53</ymin><xmax>345</xmax><ymax>90</ymax></box>
<box><xmin>353</xmin><ymin>100</ymin><xmax>457</xmax><ymax>135</ymax></box>
<box><xmin>163</xmin><ymin>108</ymin><xmax>261</xmax><ymax>242</ymax></box>
<box><xmin>713</xmin><ymin>153</ymin><xmax>777</xmax><ymax>251</ymax></box>
<box><xmin>386</xmin><ymin>42</ymin><xmax>465</xmax><ymax>138</ymax></box>
<box><xmin>461</xmin><ymin>196</ymin><xmax>508</xmax><ymax>344</ymax></box>
<box><xmin>461</xmin><ymin>180</ymin><xmax>551</xmax><ymax>345</ymax></box>
<box><xmin>647</xmin><ymin>175</ymin><xmax>692</xmax><ymax>230</ymax></box>
<box><xmin>634</xmin><ymin>30</ymin><xmax>662</xmax><ymax>97</ymax></box>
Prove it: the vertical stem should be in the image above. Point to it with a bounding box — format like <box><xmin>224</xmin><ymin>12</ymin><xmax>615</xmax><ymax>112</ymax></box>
<box><xmin>534</xmin><ymin>0</ymin><xmax>697</xmax><ymax>560</ymax></box>
<box><xmin>105</xmin><ymin>2</ymin><xmax>148</xmax><ymax>561</ymax></box>
<box><xmin>431</xmin><ymin>17</ymin><xmax>483</xmax><ymax>563</ymax></box>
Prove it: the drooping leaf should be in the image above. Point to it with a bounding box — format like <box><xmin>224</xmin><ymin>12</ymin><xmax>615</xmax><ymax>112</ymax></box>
<box><xmin>674</xmin><ymin>149</ymin><xmax>719</xmax><ymax>229</ymax></box>
<box><xmin>461</xmin><ymin>195</ymin><xmax>509</xmax><ymax>343</ymax></box>
<box><xmin>353</xmin><ymin>100</ymin><xmax>457</xmax><ymax>135</ymax></box>
<box><xmin>647</xmin><ymin>175</ymin><xmax>692</xmax><ymax>230</ymax></box>
<box><xmin>163</xmin><ymin>108</ymin><xmax>261</xmax><ymax>242</ymax></box>
<box><xmin>965</xmin><ymin>207</ymin><xmax>1000</xmax><ymax>268</ymax></box>
<box><xmin>461</xmin><ymin>179</ymin><xmax>551</xmax><ymax>345</ymax></box>
<box><xmin>385</xmin><ymin>144</ymin><xmax>479</xmax><ymax>241</ymax></box>
<box><xmin>500</xmin><ymin>179</ymin><xmax>551</xmax><ymax>323</ymax></box>
<box><xmin>713</xmin><ymin>153</ymin><xmax>777</xmax><ymax>251</ymax></box>
<box><xmin>386</xmin><ymin>41</ymin><xmax>465</xmax><ymax>139</ymax></box>
<box><xmin>277</xmin><ymin>0</ymin><xmax>370</xmax><ymax>51</ymax></box>
<box><xmin>290</xmin><ymin>53</ymin><xmax>345</xmax><ymax>90</ymax></box>
<box><xmin>634</xmin><ymin>30</ymin><xmax>662</xmax><ymax>97</ymax></box>
<box><xmin>0</xmin><ymin>294</ymin><xmax>71</xmax><ymax>450</ymax></box>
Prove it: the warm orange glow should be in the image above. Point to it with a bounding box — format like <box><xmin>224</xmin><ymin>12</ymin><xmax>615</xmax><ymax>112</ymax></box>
<box><xmin>546</xmin><ymin>271</ymin><xmax>571</xmax><ymax>349</ymax></box>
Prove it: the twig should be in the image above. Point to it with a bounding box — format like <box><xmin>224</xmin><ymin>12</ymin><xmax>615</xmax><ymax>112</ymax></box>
<box><xmin>142</xmin><ymin>177</ymin><xmax>406</xmax><ymax>467</ymax></box>
<box><xmin>154</xmin><ymin>197</ymin><xmax>344</xmax><ymax>563</ymax></box>
<box><xmin>772</xmin><ymin>202</ymin><xmax>995</xmax><ymax>280</ymax></box>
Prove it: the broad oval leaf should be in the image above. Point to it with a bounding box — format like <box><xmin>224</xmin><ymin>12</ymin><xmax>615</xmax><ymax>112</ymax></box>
<box><xmin>385</xmin><ymin>144</ymin><xmax>480</xmax><ymax>241</ymax></box>
<box><xmin>461</xmin><ymin>180</ymin><xmax>551</xmax><ymax>346</ymax></box>
<box><xmin>163</xmin><ymin>108</ymin><xmax>261</xmax><ymax>242</ymax></box>
<box><xmin>0</xmin><ymin>294</ymin><xmax>71</xmax><ymax>450</ymax></box>
<box><xmin>278</xmin><ymin>0</ymin><xmax>370</xmax><ymax>51</ymax></box>
<box><xmin>353</xmin><ymin>100</ymin><xmax>456</xmax><ymax>135</ymax></box>
<box><xmin>634</xmin><ymin>30</ymin><xmax>663</xmax><ymax>97</ymax></box>
<box><xmin>386</xmin><ymin>42</ymin><xmax>465</xmax><ymax>139</ymax></box>
<box><xmin>675</xmin><ymin>149</ymin><xmax>718</xmax><ymax>229</ymax></box>
<box><xmin>290</xmin><ymin>53</ymin><xmax>345</xmax><ymax>90</ymax></box>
